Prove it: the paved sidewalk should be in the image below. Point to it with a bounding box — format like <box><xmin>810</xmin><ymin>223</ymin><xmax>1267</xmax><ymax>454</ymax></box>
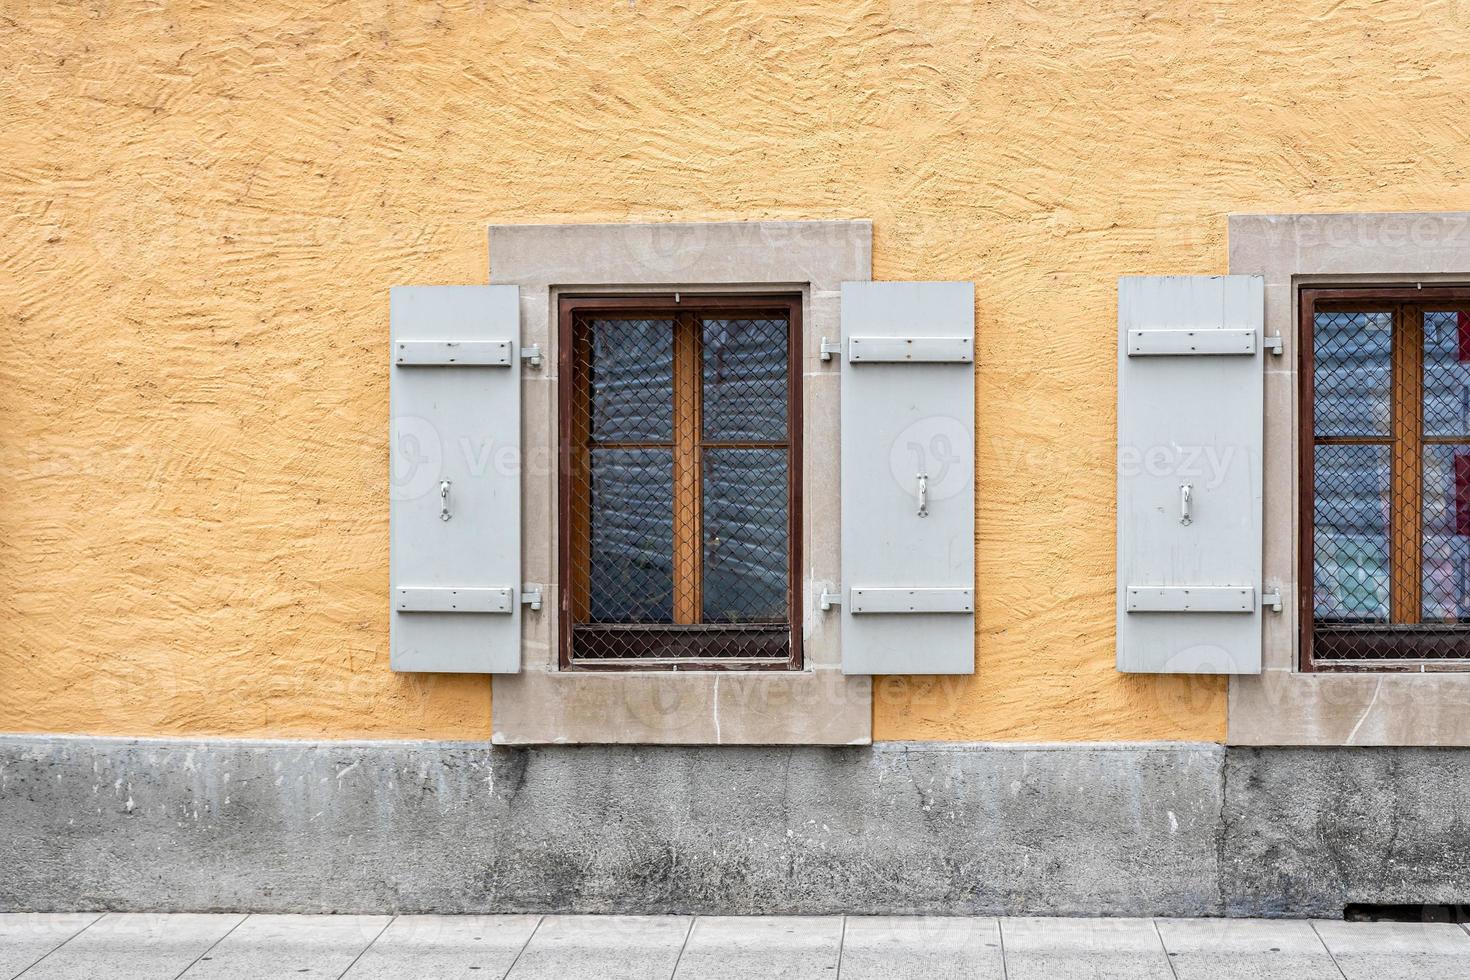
<box><xmin>3</xmin><ymin>912</ymin><xmax>1470</xmax><ymax>979</ymax></box>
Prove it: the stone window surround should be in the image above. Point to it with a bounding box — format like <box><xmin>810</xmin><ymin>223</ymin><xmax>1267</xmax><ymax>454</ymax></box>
<box><xmin>485</xmin><ymin>220</ymin><xmax>873</xmax><ymax>745</ymax></box>
<box><xmin>1229</xmin><ymin>212</ymin><xmax>1470</xmax><ymax>746</ymax></box>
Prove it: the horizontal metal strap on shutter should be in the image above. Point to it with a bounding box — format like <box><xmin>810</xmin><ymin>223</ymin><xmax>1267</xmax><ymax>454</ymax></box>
<box><xmin>395</xmin><ymin>587</ymin><xmax>515</xmax><ymax>613</ymax></box>
<box><xmin>1126</xmin><ymin>328</ymin><xmax>1256</xmax><ymax>356</ymax></box>
<box><xmin>1125</xmin><ymin>586</ymin><xmax>1255</xmax><ymax>614</ymax></box>
<box><xmin>847</xmin><ymin>336</ymin><xmax>973</xmax><ymax>363</ymax></box>
<box><xmin>849</xmin><ymin>587</ymin><xmax>974</xmax><ymax>614</ymax></box>
<box><xmin>393</xmin><ymin>340</ymin><xmax>514</xmax><ymax>366</ymax></box>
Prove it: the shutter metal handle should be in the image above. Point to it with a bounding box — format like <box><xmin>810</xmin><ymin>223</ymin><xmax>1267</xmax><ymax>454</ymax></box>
<box><xmin>440</xmin><ymin>480</ymin><xmax>452</xmax><ymax>522</ymax></box>
<box><xmin>1180</xmin><ymin>483</ymin><xmax>1192</xmax><ymax>526</ymax></box>
<box><xmin>917</xmin><ymin>473</ymin><xmax>929</xmax><ymax>518</ymax></box>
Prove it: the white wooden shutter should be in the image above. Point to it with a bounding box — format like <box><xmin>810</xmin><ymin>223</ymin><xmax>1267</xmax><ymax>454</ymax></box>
<box><xmin>1116</xmin><ymin>275</ymin><xmax>1266</xmax><ymax>674</ymax></box>
<box><xmin>839</xmin><ymin>281</ymin><xmax>976</xmax><ymax>674</ymax></box>
<box><xmin>390</xmin><ymin>285</ymin><xmax>521</xmax><ymax>673</ymax></box>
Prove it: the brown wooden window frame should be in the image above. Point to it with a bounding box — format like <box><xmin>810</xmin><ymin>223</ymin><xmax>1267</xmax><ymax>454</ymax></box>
<box><xmin>1300</xmin><ymin>285</ymin><xmax>1470</xmax><ymax>672</ymax></box>
<box><xmin>557</xmin><ymin>293</ymin><xmax>803</xmax><ymax>672</ymax></box>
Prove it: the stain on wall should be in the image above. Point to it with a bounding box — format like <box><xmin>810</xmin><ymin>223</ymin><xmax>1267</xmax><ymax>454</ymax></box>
<box><xmin>3</xmin><ymin>0</ymin><xmax>1467</xmax><ymax>740</ymax></box>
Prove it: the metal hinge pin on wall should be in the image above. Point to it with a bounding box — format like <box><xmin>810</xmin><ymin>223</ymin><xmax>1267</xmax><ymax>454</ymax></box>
<box><xmin>819</xmin><ymin>589</ymin><xmax>842</xmax><ymax>611</ymax></box>
<box><xmin>1261</xmin><ymin>588</ymin><xmax>1284</xmax><ymax>614</ymax></box>
<box><xmin>819</xmin><ymin>337</ymin><xmax>842</xmax><ymax>361</ymax></box>
<box><xmin>1262</xmin><ymin>335</ymin><xmax>1283</xmax><ymax>355</ymax></box>
<box><xmin>520</xmin><ymin>344</ymin><xmax>543</xmax><ymax>368</ymax></box>
<box><xmin>520</xmin><ymin>585</ymin><xmax>543</xmax><ymax>612</ymax></box>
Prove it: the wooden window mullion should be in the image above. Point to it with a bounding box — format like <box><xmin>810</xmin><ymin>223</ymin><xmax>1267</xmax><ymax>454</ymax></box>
<box><xmin>672</xmin><ymin>312</ymin><xmax>703</xmax><ymax>624</ymax></box>
<box><xmin>1390</xmin><ymin>303</ymin><xmax>1423</xmax><ymax>624</ymax></box>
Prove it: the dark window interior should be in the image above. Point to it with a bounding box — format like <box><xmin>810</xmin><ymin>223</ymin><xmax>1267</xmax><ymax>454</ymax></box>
<box><xmin>1303</xmin><ymin>287</ymin><xmax>1470</xmax><ymax>669</ymax></box>
<box><xmin>558</xmin><ymin>295</ymin><xmax>801</xmax><ymax>670</ymax></box>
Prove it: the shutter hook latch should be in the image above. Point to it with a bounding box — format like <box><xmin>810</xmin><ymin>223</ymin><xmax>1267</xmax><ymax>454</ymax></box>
<box><xmin>916</xmin><ymin>473</ymin><xmax>929</xmax><ymax>518</ymax></box>
<box><xmin>439</xmin><ymin>480</ymin><xmax>452</xmax><ymax>522</ymax></box>
<box><xmin>1179</xmin><ymin>483</ymin><xmax>1192</xmax><ymax>526</ymax></box>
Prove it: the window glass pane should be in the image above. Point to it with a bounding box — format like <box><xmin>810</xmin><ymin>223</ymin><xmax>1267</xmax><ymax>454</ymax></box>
<box><xmin>1313</xmin><ymin>310</ymin><xmax>1391</xmax><ymax>437</ymax></box>
<box><xmin>1313</xmin><ymin>443</ymin><xmax>1390</xmax><ymax>623</ymax></box>
<box><xmin>589</xmin><ymin>448</ymin><xmax>673</xmax><ymax>623</ymax></box>
<box><xmin>702</xmin><ymin>448</ymin><xmax>788</xmax><ymax>623</ymax></box>
<box><xmin>1422</xmin><ymin>310</ymin><xmax>1470</xmax><ymax>438</ymax></box>
<box><xmin>588</xmin><ymin>318</ymin><xmax>674</xmax><ymax>443</ymax></box>
<box><xmin>1422</xmin><ymin>444</ymin><xmax>1470</xmax><ymax>622</ymax></box>
<box><xmin>702</xmin><ymin>317</ymin><xmax>788</xmax><ymax>442</ymax></box>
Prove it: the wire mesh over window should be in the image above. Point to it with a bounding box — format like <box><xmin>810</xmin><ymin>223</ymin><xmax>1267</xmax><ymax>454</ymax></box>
<box><xmin>560</xmin><ymin>299</ymin><xmax>799</xmax><ymax>669</ymax></box>
<box><xmin>1307</xmin><ymin>293</ymin><xmax>1470</xmax><ymax>667</ymax></box>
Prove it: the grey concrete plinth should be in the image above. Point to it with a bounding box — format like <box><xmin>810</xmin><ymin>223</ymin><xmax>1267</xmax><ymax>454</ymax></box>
<box><xmin>5</xmin><ymin>735</ymin><xmax>1470</xmax><ymax>917</ymax></box>
<box><xmin>0</xmin><ymin>737</ymin><xmax>1222</xmax><ymax>916</ymax></box>
<box><xmin>1222</xmin><ymin>747</ymin><xmax>1470</xmax><ymax>916</ymax></box>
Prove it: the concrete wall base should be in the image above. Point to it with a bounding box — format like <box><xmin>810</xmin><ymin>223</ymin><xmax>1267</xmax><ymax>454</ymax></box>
<box><xmin>2</xmin><ymin>736</ymin><xmax>1465</xmax><ymax>917</ymax></box>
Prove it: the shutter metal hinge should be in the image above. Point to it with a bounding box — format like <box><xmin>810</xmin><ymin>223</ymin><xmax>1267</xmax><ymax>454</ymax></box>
<box><xmin>1262</xmin><ymin>335</ymin><xmax>1283</xmax><ymax>356</ymax></box>
<box><xmin>819</xmin><ymin>337</ymin><xmax>842</xmax><ymax>361</ymax></box>
<box><xmin>1261</xmin><ymin>588</ymin><xmax>1284</xmax><ymax>614</ymax></box>
<box><xmin>520</xmin><ymin>585</ymin><xmax>543</xmax><ymax>612</ymax></box>
<box><xmin>819</xmin><ymin>589</ymin><xmax>842</xmax><ymax>611</ymax></box>
<box><xmin>520</xmin><ymin>344</ymin><xmax>543</xmax><ymax>368</ymax></box>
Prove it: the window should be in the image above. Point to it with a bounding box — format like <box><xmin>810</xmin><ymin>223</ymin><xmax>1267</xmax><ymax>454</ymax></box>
<box><xmin>557</xmin><ymin>295</ymin><xmax>802</xmax><ymax>670</ymax></box>
<box><xmin>1303</xmin><ymin>287</ymin><xmax>1470</xmax><ymax>670</ymax></box>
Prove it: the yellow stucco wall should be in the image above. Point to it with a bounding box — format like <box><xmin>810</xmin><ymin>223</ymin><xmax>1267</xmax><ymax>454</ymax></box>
<box><xmin>3</xmin><ymin>0</ymin><xmax>1467</xmax><ymax>741</ymax></box>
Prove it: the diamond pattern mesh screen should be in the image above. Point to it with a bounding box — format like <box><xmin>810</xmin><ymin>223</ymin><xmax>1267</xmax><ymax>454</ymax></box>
<box><xmin>565</xmin><ymin>308</ymin><xmax>795</xmax><ymax>666</ymax></box>
<box><xmin>1311</xmin><ymin>304</ymin><xmax>1470</xmax><ymax>663</ymax></box>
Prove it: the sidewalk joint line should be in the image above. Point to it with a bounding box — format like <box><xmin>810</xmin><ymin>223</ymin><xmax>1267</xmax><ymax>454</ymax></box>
<box><xmin>834</xmin><ymin>915</ymin><xmax>847</xmax><ymax>980</ymax></box>
<box><xmin>170</xmin><ymin>913</ymin><xmax>248</xmax><ymax>980</ymax></box>
<box><xmin>334</xmin><ymin>914</ymin><xmax>395</xmax><ymax>980</ymax></box>
<box><xmin>498</xmin><ymin>914</ymin><xmax>544</xmax><ymax>980</ymax></box>
<box><xmin>13</xmin><ymin>912</ymin><xmax>104</xmax><ymax>980</ymax></box>
<box><xmin>1152</xmin><ymin>918</ymin><xmax>1181</xmax><ymax>980</ymax></box>
<box><xmin>1308</xmin><ymin>920</ymin><xmax>1350</xmax><ymax>980</ymax></box>
<box><xmin>669</xmin><ymin>915</ymin><xmax>696</xmax><ymax>980</ymax></box>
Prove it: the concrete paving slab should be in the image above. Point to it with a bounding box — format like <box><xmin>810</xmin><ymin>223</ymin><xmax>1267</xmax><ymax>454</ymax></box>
<box><xmin>672</xmin><ymin>916</ymin><xmax>843</xmax><ymax>980</ymax></box>
<box><xmin>504</xmin><ymin>915</ymin><xmax>689</xmax><ymax>980</ymax></box>
<box><xmin>1001</xmin><ymin>916</ymin><xmax>1174</xmax><ymax>980</ymax></box>
<box><xmin>1312</xmin><ymin>919</ymin><xmax>1470</xmax><ymax>980</ymax></box>
<box><xmin>1157</xmin><ymin>918</ymin><xmax>1343</xmax><ymax>980</ymax></box>
<box><xmin>18</xmin><ymin>913</ymin><xmax>243</xmax><ymax>980</ymax></box>
<box><xmin>176</xmin><ymin>914</ymin><xmax>390</xmax><ymax>980</ymax></box>
<box><xmin>342</xmin><ymin>914</ymin><xmax>541</xmax><ymax>980</ymax></box>
<box><xmin>0</xmin><ymin>913</ymin><xmax>99</xmax><ymax>978</ymax></box>
<box><xmin>838</xmin><ymin>916</ymin><xmax>1004</xmax><ymax>979</ymax></box>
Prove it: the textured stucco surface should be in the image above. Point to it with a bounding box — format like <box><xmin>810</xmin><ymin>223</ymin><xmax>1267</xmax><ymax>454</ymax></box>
<box><xmin>3</xmin><ymin>2</ymin><xmax>1470</xmax><ymax>740</ymax></box>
